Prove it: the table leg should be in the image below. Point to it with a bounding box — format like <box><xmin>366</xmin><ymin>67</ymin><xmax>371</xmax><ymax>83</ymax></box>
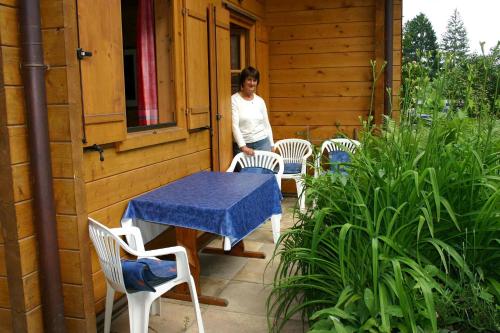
<box><xmin>174</xmin><ymin>227</ymin><xmax>200</xmax><ymax>292</ymax></box>
<box><xmin>164</xmin><ymin>227</ymin><xmax>229</xmax><ymax>306</ymax></box>
<box><xmin>271</xmin><ymin>214</ymin><xmax>282</xmax><ymax>244</ymax></box>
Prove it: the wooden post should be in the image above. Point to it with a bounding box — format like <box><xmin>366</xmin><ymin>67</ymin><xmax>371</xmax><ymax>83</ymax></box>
<box><xmin>374</xmin><ymin>0</ymin><xmax>386</xmax><ymax>126</ymax></box>
<box><xmin>385</xmin><ymin>0</ymin><xmax>394</xmax><ymax>118</ymax></box>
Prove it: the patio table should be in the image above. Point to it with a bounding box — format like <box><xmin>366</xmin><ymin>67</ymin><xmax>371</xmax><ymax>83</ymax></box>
<box><xmin>121</xmin><ymin>171</ymin><xmax>282</xmax><ymax>306</ymax></box>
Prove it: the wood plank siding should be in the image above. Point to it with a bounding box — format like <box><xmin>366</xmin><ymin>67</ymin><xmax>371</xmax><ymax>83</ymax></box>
<box><xmin>0</xmin><ymin>1</ymin><xmax>29</xmax><ymax>331</ymax></box>
<box><xmin>0</xmin><ymin>0</ymin><xmax>97</xmax><ymax>330</ymax></box>
<box><xmin>266</xmin><ymin>0</ymin><xmax>402</xmax><ymax>144</ymax></box>
<box><xmin>392</xmin><ymin>0</ymin><xmax>402</xmax><ymax>119</ymax></box>
<box><xmin>0</xmin><ymin>0</ymin><xmax>401</xmax><ymax>331</ymax></box>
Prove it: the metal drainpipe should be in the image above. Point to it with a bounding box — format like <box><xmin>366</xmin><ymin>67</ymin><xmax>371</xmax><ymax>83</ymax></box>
<box><xmin>384</xmin><ymin>0</ymin><xmax>394</xmax><ymax>116</ymax></box>
<box><xmin>19</xmin><ymin>0</ymin><xmax>66</xmax><ymax>332</ymax></box>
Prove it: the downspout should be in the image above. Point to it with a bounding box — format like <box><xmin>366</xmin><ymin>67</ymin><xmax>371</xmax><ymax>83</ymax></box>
<box><xmin>384</xmin><ymin>0</ymin><xmax>394</xmax><ymax>116</ymax></box>
<box><xmin>19</xmin><ymin>1</ymin><xmax>67</xmax><ymax>332</ymax></box>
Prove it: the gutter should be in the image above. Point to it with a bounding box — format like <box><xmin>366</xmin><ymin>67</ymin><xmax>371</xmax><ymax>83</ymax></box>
<box><xmin>19</xmin><ymin>1</ymin><xmax>66</xmax><ymax>332</ymax></box>
<box><xmin>384</xmin><ymin>0</ymin><xmax>394</xmax><ymax>116</ymax></box>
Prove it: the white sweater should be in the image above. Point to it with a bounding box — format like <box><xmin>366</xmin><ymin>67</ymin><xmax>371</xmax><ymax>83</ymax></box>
<box><xmin>231</xmin><ymin>92</ymin><xmax>274</xmax><ymax>148</ymax></box>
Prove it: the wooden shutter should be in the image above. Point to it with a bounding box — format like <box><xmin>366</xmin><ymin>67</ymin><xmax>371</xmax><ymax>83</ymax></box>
<box><xmin>77</xmin><ymin>0</ymin><xmax>126</xmax><ymax>145</ymax></box>
<box><xmin>183</xmin><ymin>0</ymin><xmax>210</xmax><ymax>130</ymax></box>
<box><xmin>214</xmin><ymin>6</ymin><xmax>233</xmax><ymax>170</ymax></box>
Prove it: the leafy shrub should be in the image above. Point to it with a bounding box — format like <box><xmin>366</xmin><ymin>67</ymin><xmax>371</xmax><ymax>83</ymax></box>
<box><xmin>403</xmin><ymin>44</ymin><xmax>500</xmax><ymax>118</ymax></box>
<box><xmin>267</xmin><ymin>62</ymin><xmax>499</xmax><ymax>332</ymax></box>
<box><xmin>436</xmin><ymin>277</ymin><xmax>500</xmax><ymax>332</ymax></box>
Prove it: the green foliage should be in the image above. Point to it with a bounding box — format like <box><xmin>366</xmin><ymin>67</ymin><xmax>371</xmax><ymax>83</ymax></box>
<box><xmin>466</xmin><ymin>43</ymin><xmax>500</xmax><ymax>116</ymax></box>
<box><xmin>436</xmin><ymin>277</ymin><xmax>500</xmax><ymax>332</ymax></box>
<box><xmin>267</xmin><ymin>63</ymin><xmax>499</xmax><ymax>332</ymax></box>
<box><xmin>441</xmin><ymin>9</ymin><xmax>470</xmax><ymax>59</ymax></box>
<box><xmin>403</xmin><ymin>13</ymin><xmax>439</xmax><ymax>69</ymax></box>
<box><xmin>403</xmin><ymin>9</ymin><xmax>499</xmax><ymax>117</ymax></box>
<box><xmin>403</xmin><ymin>43</ymin><xmax>500</xmax><ymax>117</ymax></box>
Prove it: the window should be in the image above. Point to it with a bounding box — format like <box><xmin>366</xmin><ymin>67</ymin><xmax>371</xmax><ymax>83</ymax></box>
<box><xmin>121</xmin><ymin>0</ymin><xmax>175</xmax><ymax>131</ymax></box>
<box><xmin>230</xmin><ymin>24</ymin><xmax>249</xmax><ymax>94</ymax></box>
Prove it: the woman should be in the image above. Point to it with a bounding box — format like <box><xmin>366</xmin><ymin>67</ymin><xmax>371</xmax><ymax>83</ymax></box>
<box><xmin>232</xmin><ymin>66</ymin><xmax>274</xmax><ymax>156</ymax></box>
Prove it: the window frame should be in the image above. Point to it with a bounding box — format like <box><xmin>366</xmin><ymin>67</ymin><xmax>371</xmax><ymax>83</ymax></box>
<box><xmin>229</xmin><ymin>13</ymin><xmax>256</xmax><ymax>94</ymax></box>
<box><xmin>116</xmin><ymin>0</ymin><xmax>188</xmax><ymax>151</ymax></box>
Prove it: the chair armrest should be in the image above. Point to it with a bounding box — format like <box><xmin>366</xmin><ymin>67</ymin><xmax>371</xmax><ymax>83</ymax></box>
<box><xmin>134</xmin><ymin>246</ymin><xmax>191</xmax><ymax>279</ymax></box>
<box><xmin>110</xmin><ymin>226</ymin><xmax>145</xmax><ymax>251</ymax></box>
<box><xmin>301</xmin><ymin>160</ymin><xmax>308</xmax><ymax>175</ymax></box>
<box><xmin>303</xmin><ymin>150</ymin><xmax>313</xmax><ymax>160</ymax></box>
<box><xmin>314</xmin><ymin>154</ymin><xmax>322</xmax><ymax>178</ymax></box>
<box><xmin>227</xmin><ymin>159</ymin><xmax>238</xmax><ymax>172</ymax></box>
<box><xmin>109</xmin><ymin>226</ymin><xmax>140</xmax><ymax>236</ymax></box>
<box><xmin>135</xmin><ymin>246</ymin><xmax>187</xmax><ymax>258</ymax></box>
<box><xmin>227</xmin><ymin>152</ymin><xmax>245</xmax><ymax>172</ymax></box>
<box><xmin>301</xmin><ymin>146</ymin><xmax>313</xmax><ymax>175</ymax></box>
<box><xmin>109</xmin><ymin>226</ymin><xmax>186</xmax><ymax>262</ymax></box>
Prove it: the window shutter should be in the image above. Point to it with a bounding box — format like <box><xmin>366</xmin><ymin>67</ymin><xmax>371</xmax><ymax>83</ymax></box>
<box><xmin>183</xmin><ymin>0</ymin><xmax>210</xmax><ymax>130</ymax></box>
<box><xmin>77</xmin><ymin>0</ymin><xmax>126</xmax><ymax>145</ymax></box>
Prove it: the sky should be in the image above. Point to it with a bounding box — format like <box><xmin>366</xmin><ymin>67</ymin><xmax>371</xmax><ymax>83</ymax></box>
<box><xmin>403</xmin><ymin>0</ymin><xmax>500</xmax><ymax>54</ymax></box>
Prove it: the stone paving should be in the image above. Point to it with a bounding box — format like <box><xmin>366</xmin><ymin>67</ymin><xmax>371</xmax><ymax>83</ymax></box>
<box><xmin>110</xmin><ymin>197</ymin><xmax>306</xmax><ymax>333</ymax></box>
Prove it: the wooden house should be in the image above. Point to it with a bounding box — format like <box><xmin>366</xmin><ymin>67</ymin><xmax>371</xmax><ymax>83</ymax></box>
<box><xmin>0</xmin><ymin>0</ymin><xmax>401</xmax><ymax>331</ymax></box>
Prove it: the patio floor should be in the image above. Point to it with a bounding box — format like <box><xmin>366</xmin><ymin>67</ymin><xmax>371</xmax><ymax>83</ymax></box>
<box><xmin>109</xmin><ymin>197</ymin><xmax>306</xmax><ymax>333</ymax></box>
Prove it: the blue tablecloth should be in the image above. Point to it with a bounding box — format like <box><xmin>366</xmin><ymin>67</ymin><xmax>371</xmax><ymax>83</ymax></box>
<box><xmin>122</xmin><ymin>171</ymin><xmax>282</xmax><ymax>246</ymax></box>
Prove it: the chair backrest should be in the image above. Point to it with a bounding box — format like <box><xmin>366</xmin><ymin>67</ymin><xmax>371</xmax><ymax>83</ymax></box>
<box><xmin>275</xmin><ymin>139</ymin><xmax>313</xmax><ymax>166</ymax></box>
<box><xmin>227</xmin><ymin>151</ymin><xmax>284</xmax><ymax>189</ymax></box>
<box><xmin>320</xmin><ymin>138</ymin><xmax>361</xmax><ymax>155</ymax></box>
<box><xmin>315</xmin><ymin>139</ymin><xmax>361</xmax><ymax>176</ymax></box>
<box><xmin>88</xmin><ymin>218</ymin><xmax>131</xmax><ymax>293</ymax></box>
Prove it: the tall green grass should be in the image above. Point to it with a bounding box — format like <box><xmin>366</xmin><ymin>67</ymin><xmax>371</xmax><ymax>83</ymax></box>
<box><xmin>267</xmin><ymin>60</ymin><xmax>499</xmax><ymax>332</ymax></box>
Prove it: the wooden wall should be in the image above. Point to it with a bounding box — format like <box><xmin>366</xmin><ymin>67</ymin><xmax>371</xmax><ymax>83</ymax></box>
<box><xmin>0</xmin><ymin>0</ymin><xmax>98</xmax><ymax>331</ymax></box>
<box><xmin>391</xmin><ymin>1</ymin><xmax>402</xmax><ymax>119</ymax></box>
<box><xmin>0</xmin><ymin>1</ymin><xmax>42</xmax><ymax>331</ymax></box>
<box><xmin>266</xmin><ymin>0</ymin><xmax>402</xmax><ymax>144</ymax></box>
<box><xmin>0</xmin><ymin>3</ymin><xmax>16</xmax><ymax>331</ymax></box>
<box><xmin>39</xmin><ymin>0</ymin><xmax>98</xmax><ymax>330</ymax></box>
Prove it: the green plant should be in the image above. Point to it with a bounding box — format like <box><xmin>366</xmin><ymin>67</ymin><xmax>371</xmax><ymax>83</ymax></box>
<box><xmin>267</xmin><ymin>60</ymin><xmax>499</xmax><ymax>332</ymax></box>
<box><xmin>436</xmin><ymin>276</ymin><xmax>500</xmax><ymax>332</ymax></box>
<box><xmin>403</xmin><ymin>42</ymin><xmax>500</xmax><ymax>118</ymax></box>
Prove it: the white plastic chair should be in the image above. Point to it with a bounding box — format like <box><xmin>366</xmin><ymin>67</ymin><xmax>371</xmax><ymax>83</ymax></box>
<box><xmin>274</xmin><ymin>139</ymin><xmax>312</xmax><ymax>212</ymax></box>
<box><xmin>315</xmin><ymin>138</ymin><xmax>361</xmax><ymax>177</ymax></box>
<box><xmin>227</xmin><ymin>151</ymin><xmax>284</xmax><ymax>244</ymax></box>
<box><xmin>227</xmin><ymin>151</ymin><xmax>284</xmax><ymax>190</ymax></box>
<box><xmin>88</xmin><ymin>218</ymin><xmax>204</xmax><ymax>333</ymax></box>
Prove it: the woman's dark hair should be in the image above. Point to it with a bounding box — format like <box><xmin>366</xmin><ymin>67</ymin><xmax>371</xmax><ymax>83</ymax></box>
<box><xmin>239</xmin><ymin>66</ymin><xmax>260</xmax><ymax>88</ymax></box>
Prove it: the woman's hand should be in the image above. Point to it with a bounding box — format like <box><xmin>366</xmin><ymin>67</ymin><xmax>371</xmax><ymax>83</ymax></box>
<box><xmin>240</xmin><ymin>146</ymin><xmax>254</xmax><ymax>156</ymax></box>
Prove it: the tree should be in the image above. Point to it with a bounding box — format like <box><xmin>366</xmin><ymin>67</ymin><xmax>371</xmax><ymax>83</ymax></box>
<box><xmin>403</xmin><ymin>13</ymin><xmax>438</xmax><ymax>66</ymax></box>
<box><xmin>441</xmin><ymin>9</ymin><xmax>470</xmax><ymax>58</ymax></box>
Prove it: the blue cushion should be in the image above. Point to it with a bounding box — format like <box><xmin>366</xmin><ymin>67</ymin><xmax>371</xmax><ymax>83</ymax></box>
<box><xmin>122</xmin><ymin>258</ymin><xmax>177</xmax><ymax>293</ymax></box>
<box><xmin>328</xmin><ymin>151</ymin><xmax>350</xmax><ymax>174</ymax></box>
<box><xmin>240</xmin><ymin>167</ymin><xmax>275</xmax><ymax>175</ymax></box>
<box><xmin>283</xmin><ymin>162</ymin><xmax>302</xmax><ymax>175</ymax></box>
